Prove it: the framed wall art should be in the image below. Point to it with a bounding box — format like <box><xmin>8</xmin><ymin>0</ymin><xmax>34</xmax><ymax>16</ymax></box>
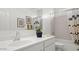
<box><xmin>17</xmin><ymin>18</ymin><xmax>25</xmax><ymax>28</ymax></box>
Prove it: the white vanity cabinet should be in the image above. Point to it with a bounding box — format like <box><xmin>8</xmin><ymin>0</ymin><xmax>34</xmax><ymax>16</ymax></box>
<box><xmin>44</xmin><ymin>38</ymin><xmax>55</xmax><ymax>51</ymax></box>
<box><xmin>44</xmin><ymin>44</ymin><xmax>55</xmax><ymax>51</ymax></box>
<box><xmin>16</xmin><ymin>42</ymin><xmax>44</xmax><ymax>51</ymax></box>
<box><xmin>15</xmin><ymin>36</ymin><xmax>55</xmax><ymax>51</ymax></box>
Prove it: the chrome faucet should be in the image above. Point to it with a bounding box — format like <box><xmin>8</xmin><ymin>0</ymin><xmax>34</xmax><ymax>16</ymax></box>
<box><xmin>14</xmin><ymin>30</ymin><xmax>20</xmax><ymax>41</ymax></box>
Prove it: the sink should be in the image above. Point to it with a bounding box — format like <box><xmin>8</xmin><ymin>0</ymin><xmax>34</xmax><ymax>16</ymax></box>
<box><xmin>9</xmin><ymin>40</ymin><xmax>32</xmax><ymax>47</ymax></box>
<box><xmin>0</xmin><ymin>48</ymin><xmax>8</xmax><ymax>51</ymax></box>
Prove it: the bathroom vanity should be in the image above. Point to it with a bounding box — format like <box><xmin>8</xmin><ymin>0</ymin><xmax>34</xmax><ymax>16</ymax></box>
<box><xmin>0</xmin><ymin>35</ymin><xmax>55</xmax><ymax>51</ymax></box>
<box><xmin>16</xmin><ymin>35</ymin><xmax>55</xmax><ymax>51</ymax></box>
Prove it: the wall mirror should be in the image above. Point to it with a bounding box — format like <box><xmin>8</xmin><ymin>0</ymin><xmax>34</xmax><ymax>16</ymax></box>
<box><xmin>0</xmin><ymin>8</ymin><xmax>43</xmax><ymax>40</ymax></box>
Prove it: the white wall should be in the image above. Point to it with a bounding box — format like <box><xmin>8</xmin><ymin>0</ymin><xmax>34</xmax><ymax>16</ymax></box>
<box><xmin>42</xmin><ymin>9</ymin><xmax>54</xmax><ymax>35</ymax></box>
<box><xmin>42</xmin><ymin>16</ymin><xmax>54</xmax><ymax>35</ymax></box>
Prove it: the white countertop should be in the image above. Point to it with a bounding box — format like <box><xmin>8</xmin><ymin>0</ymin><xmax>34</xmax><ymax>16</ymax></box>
<box><xmin>0</xmin><ymin>35</ymin><xmax>55</xmax><ymax>51</ymax></box>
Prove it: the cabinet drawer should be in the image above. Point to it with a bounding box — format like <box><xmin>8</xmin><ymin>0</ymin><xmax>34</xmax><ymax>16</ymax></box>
<box><xmin>45</xmin><ymin>44</ymin><xmax>55</xmax><ymax>51</ymax></box>
<box><xmin>44</xmin><ymin>38</ymin><xmax>55</xmax><ymax>47</ymax></box>
<box><xmin>16</xmin><ymin>42</ymin><xmax>43</xmax><ymax>51</ymax></box>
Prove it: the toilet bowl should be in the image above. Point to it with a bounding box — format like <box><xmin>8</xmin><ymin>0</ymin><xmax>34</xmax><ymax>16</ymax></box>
<box><xmin>55</xmin><ymin>42</ymin><xmax>64</xmax><ymax>51</ymax></box>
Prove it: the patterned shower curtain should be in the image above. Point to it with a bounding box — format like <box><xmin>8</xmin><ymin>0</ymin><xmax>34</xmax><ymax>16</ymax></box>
<box><xmin>68</xmin><ymin>15</ymin><xmax>79</xmax><ymax>45</ymax></box>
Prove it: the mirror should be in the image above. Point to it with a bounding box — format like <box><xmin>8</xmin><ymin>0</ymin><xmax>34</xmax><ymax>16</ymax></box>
<box><xmin>0</xmin><ymin>8</ymin><xmax>43</xmax><ymax>40</ymax></box>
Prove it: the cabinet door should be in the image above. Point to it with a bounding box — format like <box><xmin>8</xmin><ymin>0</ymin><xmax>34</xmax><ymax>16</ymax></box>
<box><xmin>45</xmin><ymin>44</ymin><xmax>55</xmax><ymax>51</ymax></box>
<box><xmin>16</xmin><ymin>42</ymin><xmax>43</xmax><ymax>51</ymax></box>
<box><xmin>44</xmin><ymin>38</ymin><xmax>55</xmax><ymax>47</ymax></box>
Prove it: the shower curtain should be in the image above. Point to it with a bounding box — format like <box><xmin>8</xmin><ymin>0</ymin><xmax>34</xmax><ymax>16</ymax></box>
<box><xmin>68</xmin><ymin>15</ymin><xmax>79</xmax><ymax>45</ymax></box>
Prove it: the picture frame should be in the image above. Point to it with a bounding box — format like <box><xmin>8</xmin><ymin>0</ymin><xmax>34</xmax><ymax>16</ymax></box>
<box><xmin>26</xmin><ymin>16</ymin><xmax>32</xmax><ymax>24</ymax></box>
<box><xmin>17</xmin><ymin>18</ymin><xmax>25</xmax><ymax>28</ymax></box>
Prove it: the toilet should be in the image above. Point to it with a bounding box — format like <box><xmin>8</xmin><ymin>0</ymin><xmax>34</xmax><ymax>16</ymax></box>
<box><xmin>55</xmin><ymin>42</ymin><xmax>64</xmax><ymax>51</ymax></box>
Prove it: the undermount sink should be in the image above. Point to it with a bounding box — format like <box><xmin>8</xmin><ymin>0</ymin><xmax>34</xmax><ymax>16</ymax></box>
<box><xmin>9</xmin><ymin>40</ymin><xmax>32</xmax><ymax>47</ymax></box>
<box><xmin>0</xmin><ymin>48</ymin><xmax>8</xmax><ymax>51</ymax></box>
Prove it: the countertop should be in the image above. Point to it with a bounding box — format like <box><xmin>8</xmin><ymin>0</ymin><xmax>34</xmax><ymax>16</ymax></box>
<box><xmin>0</xmin><ymin>35</ymin><xmax>55</xmax><ymax>51</ymax></box>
